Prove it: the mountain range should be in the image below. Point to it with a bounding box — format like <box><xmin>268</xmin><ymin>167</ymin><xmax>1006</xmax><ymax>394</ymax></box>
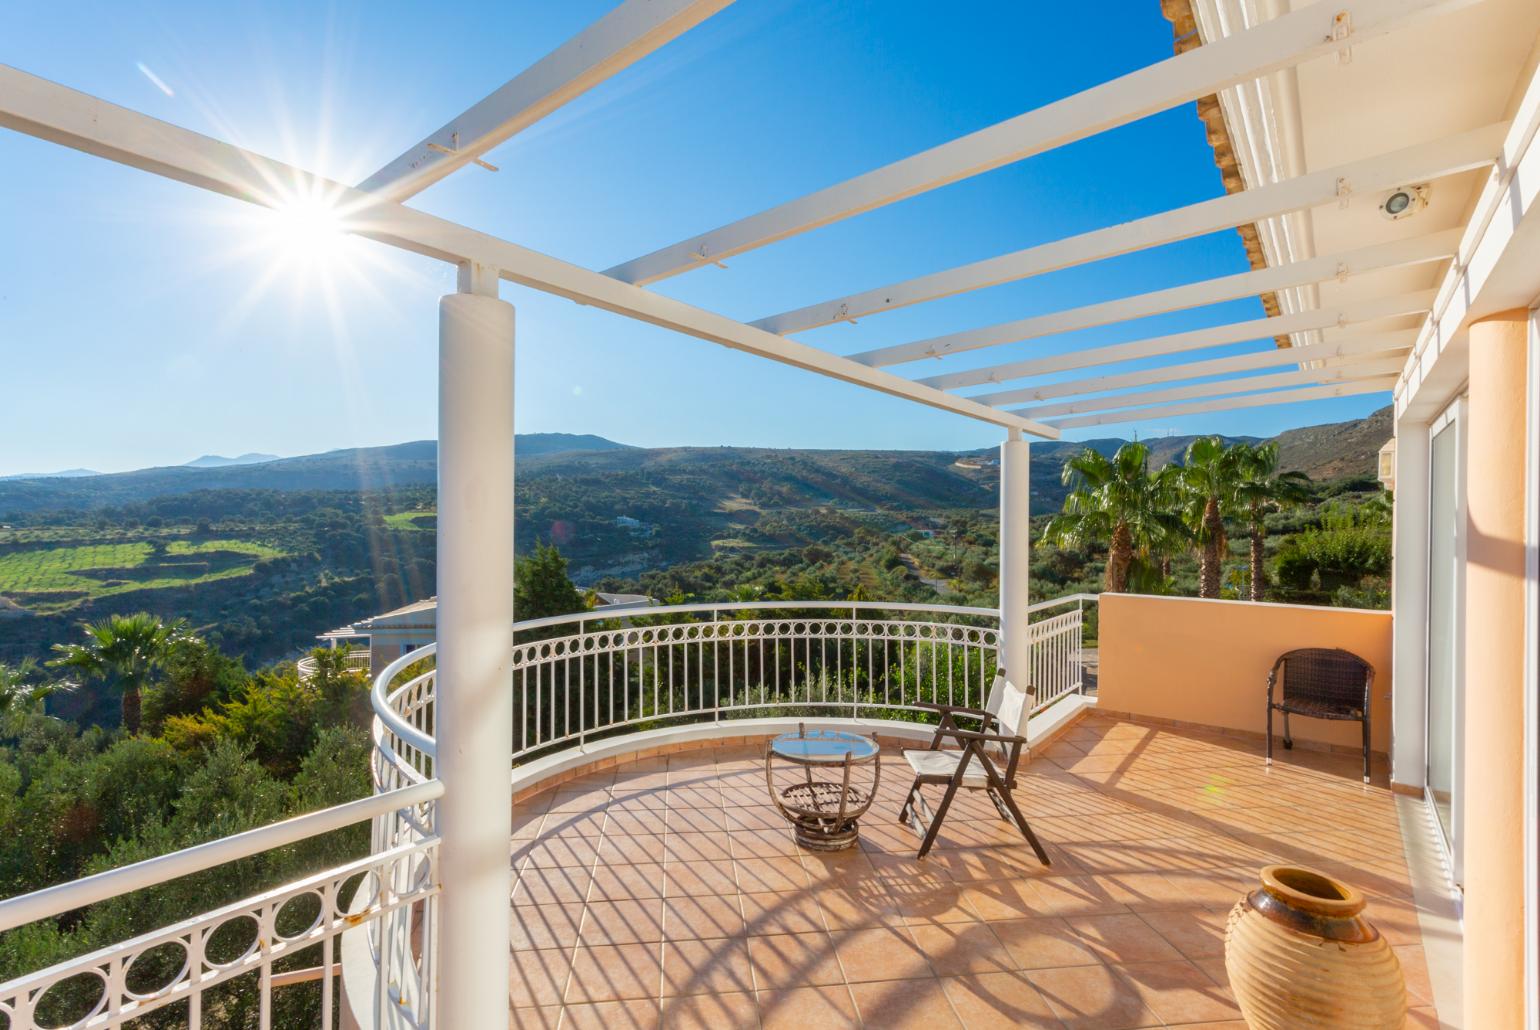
<box><xmin>183</xmin><ymin>453</ymin><xmax>282</xmax><ymax>469</ymax></box>
<box><xmin>0</xmin><ymin>410</ymin><xmax>1388</xmax><ymax>517</ymax></box>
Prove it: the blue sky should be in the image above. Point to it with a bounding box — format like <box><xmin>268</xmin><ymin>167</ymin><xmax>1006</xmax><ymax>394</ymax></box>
<box><xmin>0</xmin><ymin>1</ymin><xmax>1391</xmax><ymax>477</ymax></box>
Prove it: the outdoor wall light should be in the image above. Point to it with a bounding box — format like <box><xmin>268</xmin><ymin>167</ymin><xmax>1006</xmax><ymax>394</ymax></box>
<box><xmin>1380</xmin><ymin>184</ymin><xmax>1430</xmax><ymax>220</ymax></box>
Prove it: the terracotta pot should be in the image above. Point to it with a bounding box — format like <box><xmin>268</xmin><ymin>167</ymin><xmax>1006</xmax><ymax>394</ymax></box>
<box><xmin>1224</xmin><ymin>865</ymin><xmax>1406</xmax><ymax>1029</ymax></box>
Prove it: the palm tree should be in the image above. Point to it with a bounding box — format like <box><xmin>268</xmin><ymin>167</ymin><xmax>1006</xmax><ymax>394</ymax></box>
<box><xmin>49</xmin><ymin>613</ymin><xmax>186</xmax><ymax>733</ymax></box>
<box><xmin>1044</xmin><ymin>443</ymin><xmax>1185</xmax><ymax>593</ymax></box>
<box><xmin>0</xmin><ymin>659</ymin><xmax>64</xmax><ymax>734</ymax></box>
<box><xmin>1178</xmin><ymin>436</ymin><xmax>1242</xmax><ymax>599</ymax></box>
<box><xmin>1231</xmin><ymin>441</ymin><xmax>1312</xmax><ymax>601</ymax></box>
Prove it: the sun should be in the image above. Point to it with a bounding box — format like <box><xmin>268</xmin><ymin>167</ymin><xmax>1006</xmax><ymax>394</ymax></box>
<box><xmin>262</xmin><ymin>191</ymin><xmax>349</xmax><ymax>269</ymax></box>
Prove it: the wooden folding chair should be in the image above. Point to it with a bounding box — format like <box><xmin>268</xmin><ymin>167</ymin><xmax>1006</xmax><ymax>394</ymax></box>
<box><xmin>897</xmin><ymin>669</ymin><xmax>1050</xmax><ymax>862</ymax></box>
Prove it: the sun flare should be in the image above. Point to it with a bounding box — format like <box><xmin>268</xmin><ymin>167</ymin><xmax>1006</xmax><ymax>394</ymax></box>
<box><xmin>262</xmin><ymin>192</ymin><xmax>349</xmax><ymax>269</ymax></box>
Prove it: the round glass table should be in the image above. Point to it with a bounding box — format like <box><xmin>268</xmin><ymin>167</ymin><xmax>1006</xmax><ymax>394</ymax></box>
<box><xmin>764</xmin><ymin>725</ymin><xmax>882</xmax><ymax>851</ymax></box>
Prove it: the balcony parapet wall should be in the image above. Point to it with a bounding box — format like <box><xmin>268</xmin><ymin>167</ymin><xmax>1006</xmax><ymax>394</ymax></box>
<box><xmin>1096</xmin><ymin>593</ymin><xmax>1392</xmax><ymax>755</ymax></box>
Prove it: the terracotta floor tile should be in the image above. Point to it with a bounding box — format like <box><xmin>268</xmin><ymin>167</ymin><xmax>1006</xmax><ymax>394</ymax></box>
<box><xmin>604</xmin><ymin>809</ymin><xmax>669</xmax><ymax>836</ymax></box>
<box><xmin>557</xmin><ymin>999</ymin><xmax>659</xmax><ymax>1030</ymax></box>
<box><xmin>1395</xmin><ymin>943</ymin><xmax>1435</xmax><ymax>1007</ymax></box>
<box><xmin>746</xmin><ymin>931</ymin><xmax>845</xmax><ymax>988</ymax></box>
<box><xmin>661</xmin><ymin>937</ymin><xmax>756</xmax><ymax>996</ymax></box>
<box><xmin>662</xmin><ymin>990</ymin><xmax>761</xmax><ymax>1029</ymax></box>
<box><xmin>597</xmin><ymin>834</ymin><xmax>668</xmax><ymax>865</ymax></box>
<box><xmin>510</xmin><ymin>902</ymin><xmax>585</xmax><ymax>951</ymax></box>
<box><xmin>725</xmin><ymin>806</ymin><xmax>787</xmax><ymax>831</ymax></box>
<box><xmin>732</xmin><ymin>828</ymin><xmax>802</xmax><ymax>858</ymax></box>
<box><xmin>509</xmin><ymin>1005</ymin><xmax>563</xmax><ymax>1029</ymax></box>
<box><xmin>1026</xmin><ymin>963</ymin><xmax>1162</xmax><ymax>1029</ymax></box>
<box><xmin>564</xmin><ymin>943</ymin><xmax>662</xmax><ymax>1004</ymax></box>
<box><xmin>662</xmin><ymin>894</ymin><xmax>745</xmax><ymax>940</ymax></box>
<box><xmin>814</xmin><ymin>884</ymin><xmax>904</xmax><ymax>929</ymax></box>
<box><xmin>756</xmin><ymin>985</ymin><xmax>858</xmax><ymax>1030</ymax></box>
<box><xmin>988</xmin><ymin>916</ymin><xmax>1101</xmax><ymax>970</ymax></box>
<box><xmin>1115</xmin><ymin>959</ymin><xmax>1243</xmax><ymax>1024</ymax></box>
<box><xmin>588</xmin><ymin>862</ymin><xmax>665</xmax><ymax>901</ymax></box>
<box><xmin>664</xmin><ymin>831</ymin><xmax>734</xmax><ymax>864</ymax></box>
<box><xmin>939</xmin><ymin>971</ymin><xmax>1062</xmax><ymax>1029</ymax></box>
<box><xmin>740</xmin><ymin>891</ymin><xmax>827</xmax><ymax>935</ymax></box>
<box><xmin>909</xmin><ymin>921</ymin><xmax>1014</xmax><ymax>976</ymax></box>
<box><xmin>799</xmin><ymin>848</ymin><xmax>879</xmax><ymax>884</ymax></box>
<box><xmin>581</xmin><ymin>899</ymin><xmax>665</xmax><ymax>945</ymax></box>
<box><xmin>666</xmin><ymin>788</ymin><xmax>722</xmax><ymax>810</ymax></box>
<box><xmin>501</xmin><ymin>715</ymin><xmax>1445</xmax><ymax>1028</ymax></box>
<box><xmin>867</xmin><ymin>849</ymin><xmax>952</xmax><ymax>882</ymax></box>
<box><xmin>930</xmin><ymin>846</ymin><xmax>1052</xmax><ymax>883</ymax></box>
<box><xmin>1191</xmin><ymin>955</ymin><xmax>1230</xmax><ymax>989</ymax></box>
<box><xmin>664</xmin><ymin>859</ymin><xmax>739</xmax><ymax>897</ymax></box>
<box><xmin>508</xmin><ymin>947</ymin><xmax>570</xmax><ymax>1009</ymax></box>
<box><xmin>667</xmin><ymin>806</ymin><xmax>730</xmax><ymax>833</ymax></box>
<box><xmin>518</xmin><ymin>835</ymin><xmax>601</xmax><ymax>869</ymax></box>
<box><xmin>1022</xmin><ymin>876</ymin><xmax>1131</xmax><ymax>918</ymax></box>
<box><xmin>735</xmin><ymin>856</ymin><xmax>811</xmax><ymax>893</ymax></box>
<box><xmin>831</xmin><ymin>925</ymin><xmax>934</xmax><ymax>983</ymax></box>
<box><xmin>959</xmin><ymin>879</ymin><xmax>1041</xmax><ymax>921</ymax></box>
<box><xmin>1137</xmin><ymin>907</ymin><xmax>1230</xmax><ymax>959</ymax></box>
<box><xmin>887</xmin><ymin>881</ymin><xmax>982</xmax><ymax>925</ymax></box>
<box><xmin>607</xmin><ymin>787</ymin><xmax>669</xmax><ymax>810</ymax></box>
<box><xmin>512</xmin><ymin>865</ymin><xmax>593</xmax><ymax>906</ymax></box>
<box><xmin>1368</xmin><ymin>896</ymin><xmax>1428</xmax><ymax>946</ymax></box>
<box><xmin>511</xmin><ymin>806</ymin><xmax>548</xmax><ymax>840</ymax></box>
<box><xmin>848</xmin><ymin>977</ymin><xmax>965</xmax><ymax>1029</ymax></box>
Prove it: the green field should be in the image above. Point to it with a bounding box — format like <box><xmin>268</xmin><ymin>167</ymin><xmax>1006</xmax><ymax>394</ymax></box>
<box><xmin>0</xmin><ymin>538</ymin><xmax>284</xmax><ymax>613</ymax></box>
<box><xmin>383</xmin><ymin>511</ymin><xmax>436</xmax><ymax>531</ymax></box>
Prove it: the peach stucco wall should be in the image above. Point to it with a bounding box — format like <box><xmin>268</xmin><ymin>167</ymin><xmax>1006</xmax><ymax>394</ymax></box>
<box><xmin>1097</xmin><ymin>593</ymin><xmax>1392</xmax><ymax>754</ymax></box>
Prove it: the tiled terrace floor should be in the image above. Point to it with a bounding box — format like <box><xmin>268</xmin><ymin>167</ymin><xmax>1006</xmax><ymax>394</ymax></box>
<box><xmin>508</xmin><ymin>712</ymin><xmax>1436</xmax><ymax>1028</ymax></box>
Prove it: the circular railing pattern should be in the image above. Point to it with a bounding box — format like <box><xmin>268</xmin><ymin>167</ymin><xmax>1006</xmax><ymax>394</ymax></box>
<box><xmin>371</xmin><ymin>596</ymin><xmax>1091</xmax><ymax>789</ymax></box>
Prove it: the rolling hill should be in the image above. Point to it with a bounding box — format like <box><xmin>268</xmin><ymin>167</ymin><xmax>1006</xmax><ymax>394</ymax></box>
<box><xmin>0</xmin><ymin>434</ymin><xmax>629</xmax><ymax>515</ymax></box>
<box><xmin>0</xmin><ymin>408</ymin><xmax>1388</xmax><ymax>520</ymax></box>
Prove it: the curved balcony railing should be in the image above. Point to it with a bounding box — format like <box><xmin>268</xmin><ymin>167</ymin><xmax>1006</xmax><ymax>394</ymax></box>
<box><xmin>370</xmin><ymin>594</ymin><xmax>1095</xmax><ymax>792</ymax></box>
<box><xmin>297</xmin><ymin>647</ymin><xmax>371</xmax><ymax>681</ymax></box>
<box><xmin>356</xmin><ymin>593</ymin><xmax>1090</xmax><ymax>1027</ymax></box>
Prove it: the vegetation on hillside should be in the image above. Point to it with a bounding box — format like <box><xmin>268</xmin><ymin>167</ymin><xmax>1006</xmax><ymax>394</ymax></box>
<box><xmin>0</xmin><ymin>620</ymin><xmax>375</xmax><ymax>1023</ymax></box>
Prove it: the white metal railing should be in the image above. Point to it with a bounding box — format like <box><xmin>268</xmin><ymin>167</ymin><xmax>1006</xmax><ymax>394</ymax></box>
<box><xmin>0</xmin><ymin>593</ymin><xmax>1093</xmax><ymax>1030</ymax></box>
<box><xmin>371</xmin><ymin>594</ymin><xmax>1096</xmax><ymax>778</ymax></box>
<box><xmin>297</xmin><ymin>648</ymin><xmax>371</xmax><ymax>681</ymax></box>
<box><xmin>0</xmin><ymin>782</ymin><xmax>441</xmax><ymax>1030</ymax></box>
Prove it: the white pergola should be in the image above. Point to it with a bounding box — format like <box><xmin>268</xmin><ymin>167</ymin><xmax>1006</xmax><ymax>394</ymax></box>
<box><xmin>0</xmin><ymin>0</ymin><xmax>1516</xmax><ymax>1022</ymax></box>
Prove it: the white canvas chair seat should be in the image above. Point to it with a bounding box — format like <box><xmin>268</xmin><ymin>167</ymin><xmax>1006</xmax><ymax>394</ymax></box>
<box><xmin>897</xmin><ymin>669</ymin><xmax>1049</xmax><ymax>864</ymax></box>
<box><xmin>902</xmin><ymin>747</ymin><xmax>998</xmax><ymax>785</ymax></box>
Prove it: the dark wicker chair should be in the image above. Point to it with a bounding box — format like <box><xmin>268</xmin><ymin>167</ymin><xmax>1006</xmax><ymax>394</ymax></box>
<box><xmin>1266</xmin><ymin>647</ymin><xmax>1374</xmax><ymax>783</ymax></box>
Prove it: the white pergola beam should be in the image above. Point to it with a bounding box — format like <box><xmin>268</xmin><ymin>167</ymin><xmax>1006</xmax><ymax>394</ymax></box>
<box><xmin>973</xmin><ymin>335</ymin><xmax>1414</xmax><ymax>407</ymax></box>
<box><xmin>919</xmin><ymin>290</ymin><xmax>1435</xmax><ymax>390</ymax></box>
<box><xmin>604</xmin><ymin>0</ymin><xmax>1485</xmax><ymax>285</ymax></box>
<box><xmin>754</xmin><ymin>124</ymin><xmax>1502</xmax><ymax>335</ymax></box>
<box><xmin>852</xmin><ymin>228</ymin><xmax>1460</xmax><ymax>368</ymax></box>
<box><xmin>358</xmin><ymin>0</ymin><xmax>734</xmax><ymax>202</ymax></box>
<box><xmin>1011</xmin><ymin>357</ymin><xmax>1408</xmax><ymax>418</ymax></box>
<box><xmin>1045</xmin><ymin>377</ymin><xmax>1398</xmax><ymax>429</ymax></box>
<box><xmin>0</xmin><ymin>65</ymin><xmax>1056</xmax><ymax>439</ymax></box>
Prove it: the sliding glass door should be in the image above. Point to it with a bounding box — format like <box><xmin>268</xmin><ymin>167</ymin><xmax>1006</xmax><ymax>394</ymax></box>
<box><xmin>1426</xmin><ymin>399</ymin><xmax>1466</xmax><ymax>874</ymax></box>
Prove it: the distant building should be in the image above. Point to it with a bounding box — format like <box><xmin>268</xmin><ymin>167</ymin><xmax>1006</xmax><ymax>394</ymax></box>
<box><xmin>614</xmin><ymin>515</ymin><xmax>656</xmax><ymax>537</ymax></box>
<box><xmin>952</xmin><ymin>455</ymin><xmax>999</xmax><ymax>470</ymax></box>
<box><xmin>319</xmin><ymin>591</ymin><xmax>656</xmax><ymax>674</ymax></box>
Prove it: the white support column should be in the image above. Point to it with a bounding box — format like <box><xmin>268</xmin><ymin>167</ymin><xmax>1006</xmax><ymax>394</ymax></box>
<box><xmin>1390</xmin><ymin>413</ymin><xmax>1430</xmax><ymax>790</ymax></box>
<box><xmin>999</xmin><ymin>430</ymin><xmax>1031</xmax><ymax>694</ymax></box>
<box><xmin>435</xmin><ymin>276</ymin><xmax>515</xmax><ymax>1028</ymax></box>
